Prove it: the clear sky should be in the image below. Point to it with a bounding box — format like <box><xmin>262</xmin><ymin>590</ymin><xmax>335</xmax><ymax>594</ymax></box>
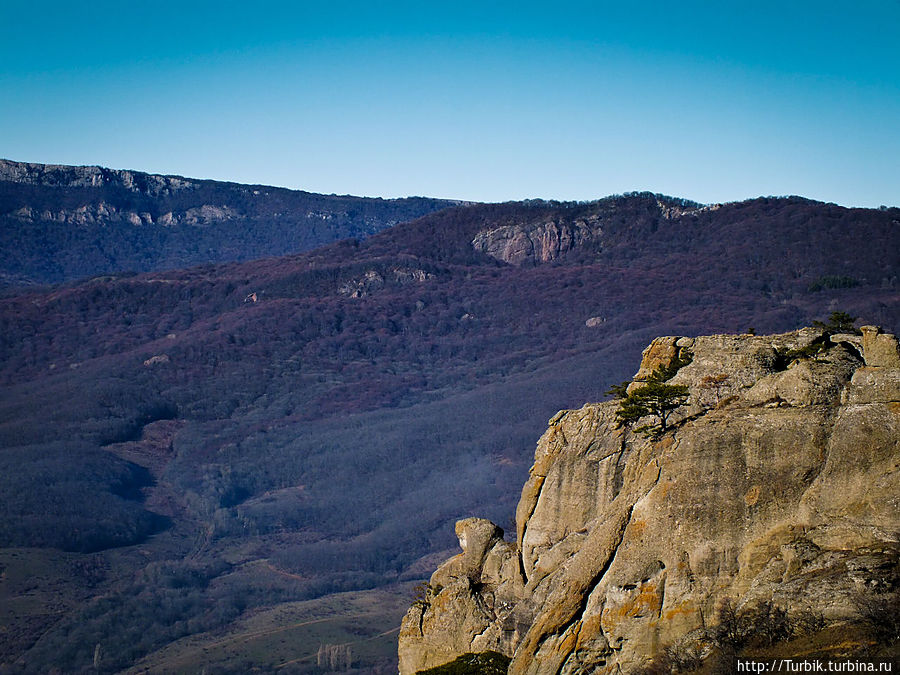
<box><xmin>2</xmin><ymin>1</ymin><xmax>898</xmax><ymax>206</ymax></box>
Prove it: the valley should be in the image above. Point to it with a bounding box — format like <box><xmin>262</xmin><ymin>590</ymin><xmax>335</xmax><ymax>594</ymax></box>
<box><xmin>0</xmin><ymin>166</ymin><xmax>897</xmax><ymax>672</ymax></box>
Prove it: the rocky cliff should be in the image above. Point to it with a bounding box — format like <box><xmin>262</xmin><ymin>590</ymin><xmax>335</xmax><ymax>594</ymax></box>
<box><xmin>399</xmin><ymin>326</ymin><xmax>900</xmax><ymax>674</ymax></box>
<box><xmin>0</xmin><ymin>159</ymin><xmax>199</xmax><ymax>194</ymax></box>
<box><xmin>471</xmin><ymin>214</ymin><xmax>604</xmax><ymax>266</ymax></box>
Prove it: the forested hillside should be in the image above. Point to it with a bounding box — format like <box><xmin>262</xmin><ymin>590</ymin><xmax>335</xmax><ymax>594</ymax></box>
<box><xmin>0</xmin><ymin>191</ymin><xmax>897</xmax><ymax>673</ymax></box>
<box><xmin>0</xmin><ymin>159</ymin><xmax>458</xmax><ymax>286</ymax></box>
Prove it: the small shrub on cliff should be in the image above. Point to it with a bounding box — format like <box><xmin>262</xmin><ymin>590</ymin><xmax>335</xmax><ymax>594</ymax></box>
<box><xmin>606</xmin><ymin>380</ymin><xmax>632</xmax><ymax>399</ymax></box>
<box><xmin>641</xmin><ymin>599</ymin><xmax>824</xmax><ymax>674</ymax></box>
<box><xmin>773</xmin><ymin>338</ymin><xmax>831</xmax><ymax>370</ymax></box>
<box><xmin>607</xmin><ymin>348</ymin><xmax>692</xmax><ymax>404</ymax></box>
<box><xmin>629</xmin><ymin>640</ymin><xmax>706</xmax><ymax>674</ymax></box>
<box><xmin>813</xmin><ymin>310</ymin><xmax>860</xmax><ymax>334</ymax></box>
<box><xmin>773</xmin><ymin>311</ymin><xmax>861</xmax><ymax>370</ymax></box>
<box><xmin>700</xmin><ymin>373</ymin><xmax>730</xmax><ymax>406</ymax></box>
<box><xmin>615</xmin><ymin>381</ymin><xmax>689</xmax><ymax>434</ymax></box>
<box><xmin>712</xmin><ymin>598</ymin><xmax>795</xmax><ymax>651</ymax></box>
<box><xmin>664</xmin><ymin>641</ymin><xmax>706</xmax><ymax>672</ymax></box>
<box><xmin>412</xmin><ymin>582</ymin><xmax>435</xmax><ymax>610</ymax></box>
<box><xmin>652</xmin><ymin>350</ymin><xmax>693</xmax><ymax>382</ymax></box>
<box><xmin>853</xmin><ymin>590</ymin><xmax>900</xmax><ymax>645</ymax></box>
<box><xmin>713</xmin><ymin>598</ymin><xmax>747</xmax><ymax>651</ymax></box>
<box><xmin>792</xmin><ymin>608</ymin><xmax>826</xmax><ymax>636</ymax></box>
<box><xmin>745</xmin><ymin>601</ymin><xmax>792</xmax><ymax>647</ymax></box>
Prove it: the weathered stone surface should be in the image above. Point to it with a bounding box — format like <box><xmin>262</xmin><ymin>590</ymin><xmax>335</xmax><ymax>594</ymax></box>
<box><xmin>6</xmin><ymin>200</ymin><xmax>239</xmax><ymax>227</ymax></box>
<box><xmin>471</xmin><ymin>216</ymin><xmax>602</xmax><ymax>266</ymax></box>
<box><xmin>398</xmin><ymin>519</ymin><xmax>523</xmax><ymax>674</ymax></box>
<box><xmin>861</xmin><ymin>325</ymin><xmax>900</xmax><ymax>367</ymax></box>
<box><xmin>631</xmin><ymin>336</ymin><xmax>681</xmax><ymax>383</ymax></box>
<box><xmin>399</xmin><ymin>328</ymin><xmax>900</xmax><ymax>675</ymax></box>
<box><xmin>142</xmin><ymin>354</ymin><xmax>170</xmax><ymax>367</ymax></box>
<box><xmin>844</xmin><ymin>367</ymin><xmax>900</xmax><ymax>404</ymax></box>
<box><xmin>744</xmin><ymin>344</ymin><xmax>859</xmax><ymax>407</ymax></box>
<box><xmin>337</xmin><ymin>266</ymin><xmax>431</xmax><ymax>298</ymax></box>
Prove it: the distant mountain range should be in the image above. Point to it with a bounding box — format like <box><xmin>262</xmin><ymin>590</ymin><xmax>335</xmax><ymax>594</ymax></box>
<box><xmin>0</xmin><ymin>163</ymin><xmax>897</xmax><ymax>672</ymax></box>
<box><xmin>0</xmin><ymin>159</ymin><xmax>459</xmax><ymax>286</ymax></box>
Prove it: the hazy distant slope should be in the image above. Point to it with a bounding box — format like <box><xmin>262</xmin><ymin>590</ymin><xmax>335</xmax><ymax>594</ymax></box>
<box><xmin>0</xmin><ymin>159</ymin><xmax>459</xmax><ymax>285</ymax></box>
<box><xmin>0</xmin><ymin>191</ymin><xmax>897</xmax><ymax>673</ymax></box>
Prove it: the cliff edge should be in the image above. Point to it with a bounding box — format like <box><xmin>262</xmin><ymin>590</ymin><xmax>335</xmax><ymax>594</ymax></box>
<box><xmin>399</xmin><ymin>326</ymin><xmax>900</xmax><ymax>674</ymax></box>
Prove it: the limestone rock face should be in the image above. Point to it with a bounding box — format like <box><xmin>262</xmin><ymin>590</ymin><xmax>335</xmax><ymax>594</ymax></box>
<box><xmin>861</xmin><ymin>325</ymin><xmax>900</xmax><ymax>368</ymax></box>
<box><xmin>471</xmin><ymin>216</ymin><xmax>602</xmax><ymax>266</ymax></box>
<box><xmin>398</xmin><ymin>328</ymin><xmax>900</xmax><ymax>675</ymax></box>
<box><xmin>398</xmin><ymin>518</ymin><xmax>523</xmax><ymax>674</ymax></box>
<box><xmin>0</xmin><ymin>158</ymin><xmax>196</xmax><ymax>194</ymax></box>
<box><xmin>337</xmin><ymin>267</ymin><xmax>431</xmax><ymax>298</ymax></box>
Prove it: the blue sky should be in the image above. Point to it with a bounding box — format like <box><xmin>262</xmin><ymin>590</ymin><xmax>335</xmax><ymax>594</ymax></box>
<box><xmin>2</xmin><ymin>1</ymin><xmax>898</xmax><ymax>206</ymax></box>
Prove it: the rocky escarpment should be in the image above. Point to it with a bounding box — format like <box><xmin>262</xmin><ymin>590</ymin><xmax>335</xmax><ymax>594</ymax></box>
<box><xmin>468</xmin><ymin>196</ymin><xmax>715</xmax><ymax>266</ymax></box>
<box><xmin>399</xmin><ymin>326</ymin><xmax>900</xmax><ymax>674</ymax></box>
<box><xmin>7</xmin><ymin>202</ymin><xmax>242</xmax><ymax>227</ymax></box>
<box><xmin>0</xmin><ymin>159</ymin><xmax>198</xmax><ymax>194</ymax></box>
<box><xmin>471</xmin><ymin>214</ymin><xmax>604</xmax><ymax>266</ymax></box>
<box><xmin>0</xmin><ymin>159</ymin><xmax>457</xmax><ymax>284</ymax></box>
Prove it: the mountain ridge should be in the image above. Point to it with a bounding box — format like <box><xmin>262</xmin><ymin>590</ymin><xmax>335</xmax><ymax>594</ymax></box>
<box><xmin>0</xmin><ymin>158</ymin><xmax>461</xmax><ymax>286</ymax></box>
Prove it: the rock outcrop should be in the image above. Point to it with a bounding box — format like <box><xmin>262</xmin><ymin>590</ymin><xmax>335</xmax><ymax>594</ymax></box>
<box><xmin>0</xmin><ymin>159</ymin><xmax>197</xmax><ymax>194</ymax></box>
<box><xmin>399</xmin><ymin>327</ymin><xmax>900</xmax><ymax>674</ymax></box>
<box><xmin>471</xmin><ymin>215</ymin><xmax>603</xmax><ymax>266</ymax></box>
